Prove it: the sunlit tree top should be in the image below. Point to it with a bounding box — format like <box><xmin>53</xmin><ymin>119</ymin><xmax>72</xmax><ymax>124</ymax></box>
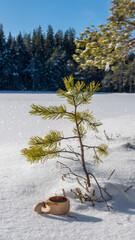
<box><xmin>73</xmin><ymin>0</ymin><xmax>135</xmax><ymax>71</ymax></box>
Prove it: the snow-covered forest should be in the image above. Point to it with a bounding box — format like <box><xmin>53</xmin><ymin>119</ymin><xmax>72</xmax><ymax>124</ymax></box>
<box><xmin>0</xmin><ymin>24</ymin><xmax>135</xmax><ymax>92</ymax></box>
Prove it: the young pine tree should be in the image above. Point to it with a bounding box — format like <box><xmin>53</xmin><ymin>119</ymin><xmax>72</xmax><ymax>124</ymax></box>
<box><xmin>21</xmin><ymin>76</ymin><xmax>108</xmax><ymax>202</ymax></box>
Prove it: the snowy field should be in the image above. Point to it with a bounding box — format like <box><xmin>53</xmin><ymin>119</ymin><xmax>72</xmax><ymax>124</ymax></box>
<box><xmin>0</xmin><ymin>92</ymin><xmax>135</xmax><ymax>240</ymax></box>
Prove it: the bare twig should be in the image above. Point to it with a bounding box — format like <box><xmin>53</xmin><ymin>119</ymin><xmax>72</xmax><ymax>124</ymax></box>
<box><xmin>67</xmin><ymin>145</ymin><xmax>74</xmax><ymax>152</ymax></box>
<box><xmin>124</xmin><ymin>185</ymin><xmax>133</xmax><ymax>193</ymax></box>
<box><xmin>95</xmin><ymin>135</ymin><xmax>102</xmax><ymax>140</ymax></box>
<box><xmin>77</xmin><ymin>178</ymin><xmax>90</xmax><ymax>193</ymax></box>
<box><xmin>88</xmin><ymin>172</ymin><xmax>112</xmax><ymax>211</ymax></box>
<box><xmin>57</xmin><ymin>161</ymin><xmax>86</xmax><ymax>181</ymax></box>
<box><xmin>61</xmin><ymin>136</ymin><xmax>79</xmax><ymax>141</ymax></box>
<box><xmin>70</xmin><ymin>188</ymin><xmax>84</xmax><ymax>203</ymax></box>
<box><xmin>59</xmin><ymin>150</ymin><xmax>81</xmax><ymax>156</ymax></box>
<box><xmin>83</xmin><ymin>145</ymin><xmax>104</xmax><ymax>151</ymax></box>
<box><xmin>84</xmin><ymin>193</ymin><xmax>95</xmax><ymax>206</ymax></box>
<box><xmin>107</xmin><ymin>170</ymin><xmax>115</xmax><ymax>180</ymax></box>
<box><xmin>59</xmin><ymin>155</ymin><xmax>79</xmax><ymax>162</ymax></box>
<box><xmin>100</xmin><ymin>187</ymin><xmax>112</xmax><ymax>198</ymax></box>
<box><xmin>62</xmin><ymin>188</ymin><xmax>66</xmax><ymax>197</ymax></box>
<box><xmin>67</xmin><ymin>145</ymin><xmax>80</xmax><ymax>161</ymax></box>
<box><xmin>104</xmin><ymin>130</ymin><xmax>113</xmax><ymax>141</ymax></box>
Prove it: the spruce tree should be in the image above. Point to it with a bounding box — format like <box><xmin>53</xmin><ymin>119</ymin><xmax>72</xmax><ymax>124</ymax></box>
<box><xmin>123</xmin><ymin>57</ymin><xmax>135</xmax><ymax>92</ymax></box>
<box><xmin>54</xmin><ymin>30</ymin><xmax>63</xmax><ymax>49</ymax></box>
<box><xmin>45</xmin><ymin>25</ymin><xmax>54</xmax><ymax>59</ymax></box>
<box><xmin>0</xmin><ymin>24</ymin><xmax>6</xmax><ymax>90</ymax></box>
<box><xmin>112</xmin><ymin>63</ymin><xmax>124</xmax><ymax>92</ymax></box>
<box><xmin>22</xmin><ymin>33</ymin><xmax>33</xmax><ymax>90</ymax></box>
<box><xmin>63</xmin><ymin>30</ymin><xmax>69</xmax><ymax>55</ymax></box>
<box><xmin>16</xmin><ymin>32</ymin><xmax>30</xmax><ymax>90</ymax></box>
<box><xmin>3</xmin><ymin>32</ymin><xmax>14</xmax><ymax>90</ymax></box>
<box><xmin>102</xmin><ymin>71</ymin><xmax>113</xmax><ymax>92</ymax></box>
<box><xmin>21</xmin><ymin>76</ymin><xmax>108</xmax><ymax>205</ymax></box>
<box><xmin>32</xmin><ymin>26</ymin><xmax>46</xmax><ymax>90</ymax></box>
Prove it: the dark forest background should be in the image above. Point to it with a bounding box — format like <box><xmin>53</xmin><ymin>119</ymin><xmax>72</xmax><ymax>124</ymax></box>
<box><xmin>0</xmin><ymin>24</ymin><xmax>135</xmax><ymax>92</ymax></box>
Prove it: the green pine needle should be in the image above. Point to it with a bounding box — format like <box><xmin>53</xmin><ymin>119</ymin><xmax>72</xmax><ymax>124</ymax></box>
<box><xmin>28</xmin><ymin>130</ymin><xmax>63</xmax><ymax>148</ymax></box>
<box><xmin>30</xmin><ymin>104</ymin><xmax>67</xmax><ymax>120</ymax></box>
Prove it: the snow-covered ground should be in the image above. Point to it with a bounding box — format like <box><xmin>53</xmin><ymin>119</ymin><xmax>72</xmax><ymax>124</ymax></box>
<box><xmin>0</xmin><ymin>93</ymin><xmax>135</xmax><ymax>240</ymax></box>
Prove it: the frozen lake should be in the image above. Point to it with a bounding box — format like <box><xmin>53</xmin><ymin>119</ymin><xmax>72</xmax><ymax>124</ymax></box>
<box><xmin>0</xmin><ymin>93</ymin><xmax>135</xmax><ymax>240</ymax></box>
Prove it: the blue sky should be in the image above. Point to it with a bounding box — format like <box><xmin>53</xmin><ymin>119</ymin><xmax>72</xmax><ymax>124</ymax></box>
<box><xmin>0</xmin><ymin>0</ymin><xmax>111</xmax><ymax>37</ymax></box>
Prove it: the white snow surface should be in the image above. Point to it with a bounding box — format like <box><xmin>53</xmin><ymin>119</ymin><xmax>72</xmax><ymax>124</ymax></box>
<box><xmin>0</xmin><ymin>93</ymin><xmax>135</xmax><ymax>240</ymax></box>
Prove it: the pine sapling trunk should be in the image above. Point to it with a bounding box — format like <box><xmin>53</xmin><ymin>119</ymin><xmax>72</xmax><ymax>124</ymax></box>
<box><xmin>74</xmin><ymin>99</ymin><xmax>91</xmax><ymax>188</ymax></box>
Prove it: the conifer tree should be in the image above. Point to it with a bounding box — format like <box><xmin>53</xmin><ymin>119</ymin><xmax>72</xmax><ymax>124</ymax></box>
<box><xmin>112</xmin><ymin>63</ymin><xmax>124</xmax><ymax>92</ymax></box>
<box><xmin>45</xmin><ymin>25</ymin><xmax>54</xmax><ymax>59</ymax></box>
<box><xmin>63</xmin><ymin>28</ymin><xmax>76</xmax><ymax>58</ymax></box>
<box><xmin>63</xmin><ymin>30</ymin><xmax>69</xmax><ymax>55</ymax></box>
<box><xmin>68</xmin><ymin>28</ymin><xmax>76</xmax><ymax>57</ymax></box>
<box><xmin>54</xmin><ymin>30</ymin><xmax>63</xmax><ymax>49</ymax></box>
<box><xmin>123</xmin><ymin>57</ymin><xmax>135</xmax><ymax>92</ymax></box>
<box><xmin>22</xmin><ymin>33</ymin><xmax>33</xmax><ymax>90</ymax></box>
<box><xmin>32</xmin><ymin>26</ymin><xmax>46</xmax><ymax>90</ymax></box>
<box><xmin>0</xmin><ymin>24</ymin><xmax>6</xmax><ymax>89</ymax></box>
<box><xmin>102</xmin><ymin>54</ymin><xmax>135</xmax><ymax>92</ymax></box>
<box><xmin>73</xmin><ymin>0</ymin><xmax>135</xmax><ymax>71</ymax></box>
<box><xmin>23</xmin><ymin>33</ymin><xmax>32</xmax><ymax>54</ymax></box>
<box><xmin>102</xmin><ymin>71</ymin><xmax>113</xmax><ymax>92</ymax></box>
<box><xmin>16</xmin><ymin>32</ymin><xmax>30</xmax><ymax>90</ymax></box>
<box><xmin>3</xmin><ymin>32</ymin><xmax>14</xmax><ymax>90</ymax></box>
<box><xmin>21</xmin><ymin>76</ymin><xmax>108</xmax><ymax>204</ymax></box>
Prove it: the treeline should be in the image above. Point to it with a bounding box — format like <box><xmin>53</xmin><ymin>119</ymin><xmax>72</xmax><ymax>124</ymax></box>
<box><xmin>0</xmin><ymin>24</ymin><xmax>134</xmax><ymax>92</ymax></box>
<box><xmin>102</xmin><ymin>54</ymin><xmax>135</xmax><ymax>93</ymax></box>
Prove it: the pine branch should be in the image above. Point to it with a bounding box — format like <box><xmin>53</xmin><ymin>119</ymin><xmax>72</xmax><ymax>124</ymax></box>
<box><xmin>30</xmin><ymin>104</ymin><xmax>67</xmax><ymax>120</ymax></box>
<box><xmin>74</xmin><ymin>110</ymin><xmax>102</xmax><ymax>132</ymax></box>
<box><xmin>76</xmin><ymin>82</ymin><xmax>100</xmax><ymax>107</ymax></box>
<box><xmin>30</xmin><ymin>104</ymin><xmax>82</xmax><ymax>124</ymax></box>
<box><xmin>83</xmin><ymin>144</ymin><xmax>108</xmax><ymax>164</ymax></box>
<box><xmin>21</xmin><ymin>144</ymin><xmax>82</xmax><ymax>163</ymax></box>
<box><xmin>83</xmin><ymin>144</ymin><xmax>108</xmax><ymax>153</ymax></box>
<box><xmin>29</xmin><ymin>135</ymin><xmax>79</xmax><ymax>148</ymax></box>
